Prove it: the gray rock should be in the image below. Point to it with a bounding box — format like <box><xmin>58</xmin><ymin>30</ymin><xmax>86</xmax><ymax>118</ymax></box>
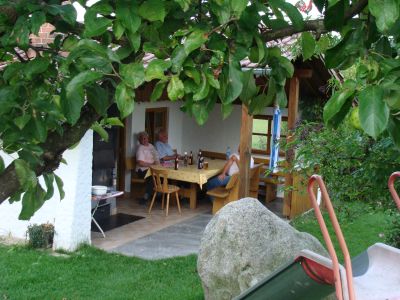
<box><xmin>197</xmin><ymin>198</ymin><xmax>328</xmax><ymax>300</ymax></box>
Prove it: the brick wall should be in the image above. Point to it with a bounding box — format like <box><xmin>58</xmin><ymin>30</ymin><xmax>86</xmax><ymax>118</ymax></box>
<box><xmin>30</xmin><ymin>23</ymin><xmax>56</xmax><ymax>46</ymax></box>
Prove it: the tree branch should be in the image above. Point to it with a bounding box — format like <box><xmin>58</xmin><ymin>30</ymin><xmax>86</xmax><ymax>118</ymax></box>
<box><xmin>0</xmin><ymin>104</ymin><xmax>101</xmax><ymax>203</ymax></box>
<box><xmin>262</xmin><ymin>0</ymin><xmax>368</xmax><ymax>42</ymax></box>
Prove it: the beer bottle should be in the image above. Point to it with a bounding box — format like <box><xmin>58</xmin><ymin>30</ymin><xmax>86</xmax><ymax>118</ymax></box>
<box><xmin>189</xmin><ymin>151</ymin><xmax>193</xmax><ymax>165</ymax></box>
<box><xmin>183</xmin><ymin>152</ymin><xmax>188</xmax><ymax>167</ymax></box>
<box><xmin>174</xmin><ymin>154</ymin><xmax>179</xmax><ymax>170</ymax></box>
<box><xmin>197</xmin><ymin>150</ymin><xmax>203</xmax><ymax>169</ymax></box>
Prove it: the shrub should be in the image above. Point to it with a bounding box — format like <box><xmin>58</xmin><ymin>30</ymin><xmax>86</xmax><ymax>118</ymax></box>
<box><xmin>285</xmin><ymin>120</ymin><xmax>400</xmax><ymax>208</ymax></box>
<box><xmin>385</xmin><ymin>212</ymin><xmax>400</xmax><ymax>248</ymax></box>
<box><xmin>27</xmin><ymin>223</ymin><xmax>55</xmax><ymax>249</ymax></box>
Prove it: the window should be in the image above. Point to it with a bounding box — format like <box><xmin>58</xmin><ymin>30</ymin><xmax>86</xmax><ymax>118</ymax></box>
<box><xmin>145</xmin><ymin>107</ymin><xmax>168</xmax><ymax>144</ymax></box>
<box><xmin>251</xmin><ymin>115</ymin><xmax>288</xmax><ymax>155</ymax></box>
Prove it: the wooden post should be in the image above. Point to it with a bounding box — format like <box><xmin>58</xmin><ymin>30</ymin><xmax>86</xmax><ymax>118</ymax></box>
<box><xmin>283</xmin><ymin>77</ymin><xmax>299</xmax><ymax>217</ymax></box>
<box><xmin>239</xmin><ymin>104</ymin><xmax>253</xmax><ymax>198</ymax></box>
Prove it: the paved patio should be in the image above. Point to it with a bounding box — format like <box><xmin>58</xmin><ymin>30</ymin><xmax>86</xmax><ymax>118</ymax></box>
<box><xmin>91</xmin><ymin>194</ymin><xmax>284</xmax><ymax>260</ymax></box>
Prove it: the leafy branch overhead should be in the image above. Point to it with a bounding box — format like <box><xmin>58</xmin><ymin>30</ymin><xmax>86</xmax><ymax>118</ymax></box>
<box><xmin>0</xmin><ymin>0</ymin><xmax>399</xmax><ymax>219</ymax></box>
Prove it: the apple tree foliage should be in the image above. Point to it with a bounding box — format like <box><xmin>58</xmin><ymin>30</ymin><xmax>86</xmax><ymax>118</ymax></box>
<box><xmin>0</xmin><ymin>0</ymin><xmax>398</xmax><ymax>219</ymax></box>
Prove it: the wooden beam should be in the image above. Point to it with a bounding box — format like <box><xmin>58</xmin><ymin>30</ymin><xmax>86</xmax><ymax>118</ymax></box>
<box><xmin>294</xmin><ymin>69</ymin><xmax>313</xmax><ymax>78</ymax></box>
<box><xmin>283</xmin><ymin>76</ymin><xmax>300</xmax><ymax>217</ymax></box>
<box><xmin>239</xmin><ymin>104</ymin><xmax>253</xmax><ymax>199</ymax></box>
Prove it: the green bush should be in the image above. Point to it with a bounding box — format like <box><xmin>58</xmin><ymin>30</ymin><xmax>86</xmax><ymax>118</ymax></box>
<box><xmin>26</xmin><ymin>223</ymin><xmax>55</xmax><ymax>249</ymax></box>
<box><xmin>385</xmin><ymin>212</ymin><xmax>400</xmax><ymax>248</ymax></box>
<box><xmin>286</xmin><ymin>120</ymin><xmax>400</xmax><ymax>208</ymax></box>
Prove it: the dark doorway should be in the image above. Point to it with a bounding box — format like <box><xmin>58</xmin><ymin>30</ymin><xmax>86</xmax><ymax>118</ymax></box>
<box><xmin>92</xmin><ymin>104</ymin><xmax>119</xmax><ymax>188</ymax></box>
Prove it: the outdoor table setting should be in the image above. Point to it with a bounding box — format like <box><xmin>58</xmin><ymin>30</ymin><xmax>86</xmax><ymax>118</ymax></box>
<box><xmin>145</xmin><ymin>158</ymin><xmax>226</xmax><ymax>209</ymax></box>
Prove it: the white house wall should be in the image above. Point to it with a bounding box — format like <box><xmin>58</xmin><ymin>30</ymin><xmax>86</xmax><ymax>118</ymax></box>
<box><xmin>0</xmin><ymin>131</ymin><xmax>93</xmax><ymax>251</ymax></box>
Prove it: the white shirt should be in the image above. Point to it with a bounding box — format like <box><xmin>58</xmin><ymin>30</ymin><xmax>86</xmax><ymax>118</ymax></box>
<box><xmin>228</xmin><ymin>153</ymin><xmax>254</xmax><ymax>176</ymax></box>
<box><xmin>136</xmin><ymin>144</ymin><xmax>158</xmax><ymax>172</ymax></box>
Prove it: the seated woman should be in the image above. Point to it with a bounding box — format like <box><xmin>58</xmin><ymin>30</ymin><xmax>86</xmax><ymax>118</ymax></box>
<box><xmin>136</xmin><ymin>131</ymin><xmax>159</xmax><ymax>204</ymax></box>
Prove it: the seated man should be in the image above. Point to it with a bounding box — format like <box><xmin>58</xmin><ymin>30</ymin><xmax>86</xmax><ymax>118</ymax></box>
<box><xmin>206</xmin><ymin>148</ymin><xmax>254</xmax><ymax>192</ymax></box>
<box><xmin>155</xmin><ymin>129</ymin><xmax>179</xmax><ymax>162</ymax></box>
<box><xmin>136</xmin><ymin>131</ymin><xmax>159</xmax><ymax>204</ymax></box>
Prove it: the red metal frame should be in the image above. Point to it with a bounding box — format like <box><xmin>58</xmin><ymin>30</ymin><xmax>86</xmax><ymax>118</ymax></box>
<box><xmin>307</xmin><ymin>175</ymin><xmax>355</xmax><ymax>300</ymax></box>
<box><xmin>388</xmin><ymin>171</ymin><xmax>400</xmax><ymax>210</ymax></box>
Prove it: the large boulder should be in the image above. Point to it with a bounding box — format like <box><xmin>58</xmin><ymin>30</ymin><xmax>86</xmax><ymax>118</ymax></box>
<box><xmin>197</xmin><ymin>198</ymin><xmax>328</xmax><ymax>300</ymax></box>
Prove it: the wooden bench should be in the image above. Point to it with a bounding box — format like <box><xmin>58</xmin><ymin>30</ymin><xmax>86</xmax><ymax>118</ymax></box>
<box><xmin>207</xmin><ymin>173</ymin><xmax>239</xmax><ymax>214</ymax></box>
<box><xmin>249</xmin><ymin>164</ymin><xmax>262</xmax><ymax>198</ymax></box>
<box><xmin>201</xmin><ymin>150</ymin><xmax>226</xmax><ymax>160</ymax></box>
<box><xmin>125</xmin><ymin>157</ymin><xmax>145</xmax><ymax>195</ymax></box>
<box><xmin>254</xmin><ymin>157</ymin><xmax>286</xmax><ymax>203</ymax></box>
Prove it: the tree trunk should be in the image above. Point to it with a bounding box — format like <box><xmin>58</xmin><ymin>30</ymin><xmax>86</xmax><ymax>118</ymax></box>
<box><xmin>0</xmin><ymin>104</ymin><xmax>100</xmax><ymax>203</ymax></box>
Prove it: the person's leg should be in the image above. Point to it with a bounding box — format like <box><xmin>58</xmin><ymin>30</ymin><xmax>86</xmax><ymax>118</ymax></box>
<box><xmin>137</xmin><ymin>169</ymin><xmax>153</xmax><ymax>203</ymax></box>
<box><xmin>206</xmin><ymin>175</ymin><xmax>231</xmax><ymax>191</ymax></box>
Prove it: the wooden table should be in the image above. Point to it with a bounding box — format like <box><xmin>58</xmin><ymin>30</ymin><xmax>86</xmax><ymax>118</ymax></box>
<box><xmin>146</xmin><ymin>159</ymin><xmax>226</xmax><ymax>209</ymax></box>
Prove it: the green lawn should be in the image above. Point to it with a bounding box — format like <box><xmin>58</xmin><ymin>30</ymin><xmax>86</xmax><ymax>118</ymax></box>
<box><xmin>291</xmin><ymin>202</ymin><xmax>395</xmax><ymax>262</ymax></box>
<box><xmin>0</xmin><ymin>245</ymin><xmax>203</xmax><ymax>300</ymax></box>
<box><xmin>0</xmin><ymin>202</ymin><xmax>395</xmax><ymax>299</ymax></box>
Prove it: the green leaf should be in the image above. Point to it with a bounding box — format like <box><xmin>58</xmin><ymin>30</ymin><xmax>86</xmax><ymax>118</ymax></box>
<box><xmin>150</xmin><ymin>81</ymin><xmax>167</xmax><ymax>102</ymax></box>
<box><xmin>249</xmin><ymin>92</ymin><xmax>274</xmax><ymax>115</ymax></box>
<box><xmin>120</xmin><ymin>63</ymin><xmax>145</xmax><ymax>89</ymax></box>
<box><xmin>14</xmin><ymin>115</ymin><xmax>31</xmax><ymax>130</ymax></box>
<box><xmin>301</xmin><ymin>32</ymin><xmax>315</xmax><ymax>61</ymax></box>
<box><xmin>369</xmin><ymin>0</ymin><xmax>399</xmax><ymax>33</ymax></box>
<box><xmin>221</xmin><ymin>103</ymin><xmax>233</xmax><ymax>119</ymax></box>
<box><xmin>184</xmin><ymin>30</ymin><xmax>208</xmax><ymax>55</ymax></box>
<box><xmin>116</xmin><ymin>1</ymin><xmax>141</xmax><ymax>33</ymax></box>
<box><xmin>113</xmin><ymin>20</ymin><xmax>125</xmax><ymax>40</ymax></box>
<box><xmin>358</xmin><ymin>86</ymin><xmax>389</xmax><ymax>139</ymax></box>
<box><xmin>47</xmin><ymin>4</ymin><xmax>77</xmax><ymax>26</ymax></box>
<box><xmin>84</xmin><ymin>9</ymin><xmax>112</xmax><ymax>38</ymax></box>
<box><xmin>325</xmin><ymin>29</ymin><xmax>361</xmax><ymax>69</ymax></box>
<box><xmin>171</xmin><ymin>46</ymin><xmax>188</xmax><ymax>73</ymax></box>
<box><xmin>61</xmin><ymin>88</ymin><xmax>83</xmax><ymax>125</ymax></box>
<box><xmin>25</xmin><ymin>58</ymin><xmax>50</xmax><ymax>80</ymax></box>
<box><xmin>91</xmin><ymin>122</ymin><xmax>109</xmax><ymax>142</ymax></box>
<box><xmin>105</xmin><ymin>117</ymin><xmax>124</xmax><ymax>127</ymax></box>
<box><xmin>14</xmin><ymin>159</ymin><xmax>37</xmax><ymax>190</ymax></box>
<box><xmin>126</xmin><ymin>31</ymin><xmax>141</xmax><ymax>52</ymax></box>
<box><xmin>0</xmin><ymin>156</ymin><xmax>4</xmax><ymax>173</ymax></box>
<box><xmin>19</xmin><ymin>187</ymin><xmax>45</xmax><ymax>220</ymax></box>
<box><xmin>193</xmin><ymin>73</ymin><xmax>210</xmax><ymax>101</ymax></box>
<box><xmin>324</xmin><ymin>0</ymin><xmax>344</xmax><ymax>30</ymax></box>
<box><xmin>388</xmin><ymin>116</ymin><xmax>400</xmax><ymax>149</ymax></box>
<box><xmin>174</xmin><ymin>0</ymin><xmax>192</xmax><ymax>11</ymax></box>
<box><xmin>145</xmin><ymin>59</ymin><xmax>171</xmax><ymax>81</ymax></box>
<box><xmin>138</xmin><ymin>0</ymin><xmax>166</xmax><ymax>22</ymax></box>
<box><xmin>269</xmin><ymin>0</ymin><xmax>304</xmax><ymax>30</ymax></box>
<box><xmin>87</xmin><ymin>86</ymin><xmax>109</xmax><ymax>116</ymax></box>
<box><xmin>43</xmin><ymin>173</ymin><xmax>54</xmax><ymax>201</ymax></box>
<box><xmin>323</xmin><ymin>81</ymin><xmax>356</xmax><ymax>127</ymax></box>
<box><xmin>192</xmin><ymin>103</ymin><xmax>209</xmax><ymax>125</ymax></box>
<box><xmin>33</xmin><ymin>116</ymin><xmax>47</xmax><ymax>143</ymax></box>
<box><xmin>230</xmin><ymin>0</ymin><xmax>248</xmax><ymax>17</ymax></box>
<box><xmin>30</xmin><ymin>11</ymin><xmax>46</xmax><ymax>36</ymax></box>
<box><xmin>167</xmin><ymin>75</ymin><xmax>185</xmax><ymax>101</ymax></box>
<box><xmin>225</xmin><ymin>58</ymin><xmax>243</xmax><ymax>103</ymax></box>
<box><xmin>115</xmin><ymin>83</ymin><xmax>135</xmax><ymax>119</ymax></box>
<box><xmin>240</xmin><ymin>70</ymin><xmax>257</xmax><ymax>104</ymax></box>
<box><xmin>210</xmin><ymin>1</ymin><xmax>231</xmax><ymax>25</ymax></box>
<box><xmin>205</xmin><ymin>71</ymin><xmax>220</xmax><ymax>89</ymax></box>
<box><xmin>66</xmin><ymin>70</ymin><xmax>103</xmax><ymax>100</ymax></box>
<box><xmin>54</xmin><ymin>174</ymin><xmax>65</xmax><ymax>200</ymax></box>
<box><xmin>9</xmin><ymin>191</ymin><xmax>22</xmax><ymax>204</ymax></box>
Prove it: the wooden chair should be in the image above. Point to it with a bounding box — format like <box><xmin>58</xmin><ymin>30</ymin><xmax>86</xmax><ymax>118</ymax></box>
<box><xmin>148</xmin><ymin>167</ymin><xmax>181</xmax><ymax>216</ymax></box>
<box><xmin>125</xmin><ymin>157</ymin><xmax>145</xmax><ymax>196</ymax></box>
<box><xmin>249</xmin><ymin>164</ymin><xmax>262</xmax><ymax>198</ymax></box>
<box><xmin>207</xmin><ymin>173</ymin><xmax>240</xmax><ymax>215</ymax></box>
